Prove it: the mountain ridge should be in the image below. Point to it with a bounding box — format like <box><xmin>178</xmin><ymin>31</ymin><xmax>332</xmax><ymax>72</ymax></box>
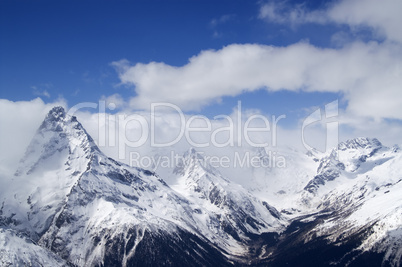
<box><xmin>1</xmin><ymin>106</ymin><xmax>401</xmax><ymax>266</ymax></box>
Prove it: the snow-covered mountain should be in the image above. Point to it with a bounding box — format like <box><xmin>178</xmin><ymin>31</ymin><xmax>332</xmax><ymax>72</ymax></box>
<box><xmin>304</xmin><ymin>137</ymin><xmax>386</xmax><ymax>194</ymax></box>
<box><xmin>171</xmin><ymin>148</ymin><xmax>284</xmax><ymax>242</ymax></box>
<box><xmin>0</xmin><ymin>107</ymin><xmax>401</xmax><ymax>266</ymax></box>
<box><xmin>291</xmin><ymin>137</ymin><xmax>402</xmax><ymax>266</ymax></box>
<box><xmin>0</xmin><ymin>107</ymin><xmax>233</xmax><ymax>266</ymax></box>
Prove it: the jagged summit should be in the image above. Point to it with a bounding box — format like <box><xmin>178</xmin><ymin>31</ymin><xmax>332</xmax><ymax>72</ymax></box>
<box><xmin>304</xmin><ymin>137</ymin><xmax>394</xmax><ymax>194</ymax></box>
<box><xmin>15</xmin><ymin>106</ymin><xmax>99</xmax><ymax>177</ymax></box>
<box><xmin>45</xmin><ymin>106</ymin><xmax>66</xmax><ymax>120</ymax></box>
<box><xmin>185</xmin><ymin>147</ymin><xmax>198</xmax><ymax>155</ymax></box>
<box><xmin>39</xmin><ymin>106</ymin><xmax>96</xmax><ymax>144</ymax></box>
<box><xmin>38</xmin><ymin>106</ymin><xmax>68</xmax><ymax>132</ymax></box>
<box><xmin>181</xmin><ymin>147</ymin><xmax>205</xmax><ymax>165</ymax></box>
<box><xmin>338</xmin><ymin>137</ymin><xmax>382</xmax><ymax>151</ymax></box>
<box><xmin>173</xmin><ymin>147</ymin><xmax>222</xmax><ymax>178</ymax></box>
<box><xmin>38</xmin><ymin>106</ymin><xmax>70</xmax><ymax>132</ymax></box>
<box><xmin>8</xmin><ymin>107</ymin><xmax>108</xmax><ymax>237</ymax></box>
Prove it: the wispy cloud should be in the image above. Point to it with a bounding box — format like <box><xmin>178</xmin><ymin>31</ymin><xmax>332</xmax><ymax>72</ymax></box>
<box><xmin>32</xmin><ymin>83</ymin><xmax>52</xmax><ymax>98</ymax></box>
<box><xmin>210</xmin><ymin>14</ymin><xmax>236</xmax><ymax>27</ymax></box>
<box><xmin>71</xmin><ymin>89</ymin><xmax>80</xmax><ymax>97</ymax></box>
<box><xmin>209</xmin><ymin>14</ymin><xmax>236</xmax><ymax>38</ymax></box>
<box><xmin>259</xmin><ymin>0</ymin><xmax>402</xmax><ymax>43</ymax></box>
<box><xmin>258</xmin><ymin>1</ymin><xmax>326</xmax><ymax>27</ymax></box>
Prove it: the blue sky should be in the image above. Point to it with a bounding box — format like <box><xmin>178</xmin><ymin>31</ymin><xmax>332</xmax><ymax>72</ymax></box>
<box><xmin>1</xmin><ymin>0</ymin><xmax>402</xmax><ymax>175</ymax></box>
<box><xmin>1</xmin><ymin>0</ymin><xmax>401</xmax><ymax>138</ymax></box>
<box><xmin>0</xmin><ymin>0</ymin><xmax>342</xmax><ymax>118</ymax></box>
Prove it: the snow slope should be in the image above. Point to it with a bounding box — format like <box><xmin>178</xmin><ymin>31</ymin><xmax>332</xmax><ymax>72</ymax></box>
<box><xmin>0</xmin><ymin>226</ymin><xmax>67</xmax><ymax>267</ymax></box>
<box><xmin>171</xmin><ymin>148</ymin><xmax>285</xmax><ymax>241</ymax></box>
<box><xmin>284</xmin><ymin>138</ymin><xmax>402</xmax><ymax>266</ymax></box>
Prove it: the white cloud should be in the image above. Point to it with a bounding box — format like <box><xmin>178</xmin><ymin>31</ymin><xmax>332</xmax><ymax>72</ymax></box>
<box><xmin>0</xmin><ymin>99</ymin><xmax>286</xmax><ymax>182</ymax></box>
<box><xmin>111</xmin><ymin>0</ymin><xmax>402</xmax><ymax>120</ymax></box>
<box><xmin>3</xmin><ymin>0</ymin><xmax>402</xmax><ymax>183</ymax></box>
<box><xmin>113</xmin><ymin>41</ymin><xmax>402</xmax><ymax>120</ymax></box>
<box><xmin>0</xmin><ymin>98</ymin><xmax>66</xmax><ymax>176</ymax></box>
<box><xmin>100</xmin><ymin>93</ymin><xmax>126</xmax><ymax>110</ymax></box>
<box><xmin>260</xmin><ymin>0</ymin><xmax>402</xmax><ymax>120</ymax></box>
<box><xmin>2</xmin><ymin>98</ymin><xmax>401</xmax><ymax>186</ymax></box>
<box><xmin>259</xmin><ymin>0</ymin><xmax>402</xmax><ymax>43</ymax></box>
<box><xmin>327</xmin><ymin>0</ymin><xmax>402</xmax><ymax>43</ymax></box>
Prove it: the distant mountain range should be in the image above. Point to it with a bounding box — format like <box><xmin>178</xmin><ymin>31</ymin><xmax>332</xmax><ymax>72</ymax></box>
<box><xmin>1</xmin><ymin>107</ymin><xmax>401</xmax><ymax>266</ymax></box>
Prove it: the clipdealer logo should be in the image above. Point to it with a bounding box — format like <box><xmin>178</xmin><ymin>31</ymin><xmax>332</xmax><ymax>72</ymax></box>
<box><xmin>66</xmin><ymin>100</ymin><xmax>338</xmax><ymax>169</ymax></box>
<box><xmin>301</xmin><ymin>100</ymin><xmax>339</xmax><ymax>153</ymax></box>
